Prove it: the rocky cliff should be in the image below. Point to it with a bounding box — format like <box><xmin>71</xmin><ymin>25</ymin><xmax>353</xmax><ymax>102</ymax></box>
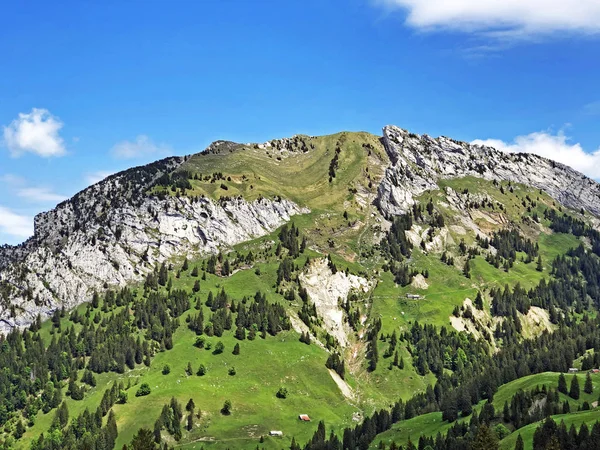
<box><xmin>377</xmin><ymin>125</ymin><xmax>600</xmax><ymax>218</ymax></box>
<box><xmin>0</xmin><ymin>154</ymin><xmax>304</xmax><ymax>333</ymax></box>
<box><xmin>2</xmin><ymin>124</ymin><xmax>600</xmax><ymax>333</ymax></box>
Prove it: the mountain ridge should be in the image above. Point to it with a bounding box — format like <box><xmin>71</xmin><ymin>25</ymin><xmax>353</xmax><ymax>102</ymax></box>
<box><xmin>1</xmin><ymin>124</ymin><xmax>599</xmax><ymax>334</ymax></box>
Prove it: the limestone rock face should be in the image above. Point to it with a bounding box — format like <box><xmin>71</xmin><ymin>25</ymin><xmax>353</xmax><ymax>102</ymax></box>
<box><xmin>376</xmin><ymin>125</ymin><xmax>600</xmax><ymax>218</ymax></box>
<box><xmin>0</xmin><ymin>156</ymin><xmax>305</xmax><ymax>333</ymax></box>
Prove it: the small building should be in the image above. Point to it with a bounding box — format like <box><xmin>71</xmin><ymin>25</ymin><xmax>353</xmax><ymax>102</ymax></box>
<box><xmin>590</xmin><ymin>369</ymin><xmax>600</xmax><ymax>374</ymax></box>
<box><xmin>269</xmin><ymin>431</ymin><xmax>283</xmax><ymax>437</ymax></box>
<box><xmin>299</xmin><ymin>414</ymin><xmax>311</xmax><ymax>421</ymax></box>
<box><xmin>406</xmin><ymin>294</ymin><xmax>421</xmax><ymax>300</ymax></box>
<box><xmin>568</xmin><ymin>368</ymin><xmax>579</xmax><ymax>374</ymax></box>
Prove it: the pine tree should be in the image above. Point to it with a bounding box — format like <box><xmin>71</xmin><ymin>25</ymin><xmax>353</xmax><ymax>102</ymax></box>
<box><xmin>158</xmin><ymin>262</ymin><xmax>168</xmax><ymax>286</ymax></box>
<box><xmin>569</xmin><ymin>375</ymin><xmax>580</xmax><ymax>400</ymax></box>
<box><xmin>474</xmin><ymin>291</ymin><xmax>484</xmax><ymax>310</ymax></box>
<box><xmin>585</xmin><ymin>372</ymin><xmax>594</xmax><ymax>394</ymax></box>
<box><xmin>290</xmin><ymin>437</ymin><xmax>301</xmax><ymax>450</ymax></box>
<box><xmin>131</xmin><ymin>428</ymin><xmax>158</xmax><ymax>450</ymax></box>
<box><xmin>14</xmin><ymin>420</ymin><xmax>25</xmax><ymax>439</ymax></box>
<box><xmin>186</xmin><ymin>398</ymin><xmax>195</xmax><ymax>412</ymax></box>
<box><xmin>463</xmin><ymin>259</ymin><xmax>471</xmax><ymax>278</ymax></box>
<box><xmin>536</xmin><ymin>255</ymin><xmax>543</xmax><ymax>271</ymax></box>
<box><xmin>106</xmin><ymin>410</ymin><xmax>118</xmax><ymax>448</ymax></box>
<box><xmin>515</xmin><ymin>434</ymin><xmax>524</xmax><ymax>450</ymax></box>
<box><xmin>472</xmin><ymin>424</ymin><xmax>498</xmax><ymax>450</ymax></box>
<box><xmin>558</xmin><ymin>373</ymin><xmax>568</xmax><ymax>394</ymax></box>
<box><xmin>233</xmin><ymin>343</ymin><xmax>240</xmax><ymax>355</ymax></box>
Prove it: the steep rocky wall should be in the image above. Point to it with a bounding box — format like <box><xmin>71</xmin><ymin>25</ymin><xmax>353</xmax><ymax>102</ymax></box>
<box><xmin>0</xmin><ymin>157</ymin><xmax>306</xmax><ymax>333</ymax></box>
<box><xmin>377</xmin><ymin>125</ymin><xmax>600</xmax><ymax>218</ymax></box>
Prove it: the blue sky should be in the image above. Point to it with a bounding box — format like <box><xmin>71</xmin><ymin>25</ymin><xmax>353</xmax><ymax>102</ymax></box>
<box><xmin>1</xmin><ymin>0</ymin><xmax>599</xmax><ymax>244</ymax></box>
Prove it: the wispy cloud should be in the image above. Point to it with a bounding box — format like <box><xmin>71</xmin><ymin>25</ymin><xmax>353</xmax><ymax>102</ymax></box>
<box><xmin>16</xmin><ymin>187</ymin><xmax>66</xmax><ymax>203</ymax></box>
<box><xmin>0</xmin><ymin>174</ymin><xmax>66</xmax><ymax>204</ymax></box>
<box><xmin>374</xmin><ymin>0</ymin><xmax>600</xmax><ymax>40</ymax></box>
<box><xmin>3</xmin><ymin>108</ymin><xmax>66</xmax><ymax>157</ymax></box>
<box><xmin>85</xmin><ymin>170</ymin><xmax>115</xmax><ymax>185</ymax></box>
<box><xmin>583</xmin><ymin>100</ymin><xmax>600</xmax><ymax>115</ymax></box>
<box><xmin>472</xmin><ymin>130</ymin><xmax>600</xmax><ymax>179</ymax></box>
<box><xmin>111</xmin><ymin>135</ymin><xmax>171</xmax><ymax>160</ymax></box>
<box><xmin>0</xmin><ymin>206</ymin><xmax>33</xmax><ymax>240</ymax></box>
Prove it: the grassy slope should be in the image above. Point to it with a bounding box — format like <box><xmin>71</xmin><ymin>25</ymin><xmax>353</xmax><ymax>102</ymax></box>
<box><xmin>373</xmin><ymin>371</ymin><xmax>600</xmax><ymax>449</ymax></box>
<box><xmin>23</xmin><ymin>264</ymin><xmax>357</xmax><ymax>450</ymax></box>
<box><xmin>367</xmin><ymin>178</ymin><xmax>587</xmax><ymax>449</ymax></box>
<box><xmin>178</xmin><ymin>131</ymin><xmax>388</xmax><ymax>262</ymax></box>
<box><xmin>499</xmin><ymin>410</ymin><xmax>600</xmax><ymax>450</ymax></box>
<box><xmin>16</xmin><ymin>143</ymin><xmax>596</xmax><ymax>450</ymax></box>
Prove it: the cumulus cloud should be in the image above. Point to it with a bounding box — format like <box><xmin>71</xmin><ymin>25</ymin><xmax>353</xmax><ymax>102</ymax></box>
<box><xmin>376</xmin><ymin>0</ymin><xmax>600</xmax><ymax>38</ymax></box>
<box><xmin>0</xmin><ymin>206</ymin><xmax>33</xmax><ymax>240</ymax></box>
<box><xmin>3</xmin><ymin>108</ymin><xmax>66</xmax><ymax>157</ymax></box>
<box><xmin>111</xmin><ymin>135</ymin><xmax>171</xmax><ymax>160</ymax></box>
<box><xmin>472</xmin><ymin>131</ymin><xmax>600</xmax><ymax>179</ymax></box>
<box><xmin>85</xmin><ymin>170</ymin><xmax>114</xmax><ymax>185</ymax></box>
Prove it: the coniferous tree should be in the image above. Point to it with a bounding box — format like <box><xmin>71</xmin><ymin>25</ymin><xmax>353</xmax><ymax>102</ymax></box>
<box><xmin>472</xmin><ymin>424</ymin><xmax>498</xmax><ymax>450</ymax></box>
<box><xmin>131</xmin><ymin>428</ymin><xmax>158</xmax><ymax>450</ymax></box>
<box><xmin>569</xmin><ymin>375</ymin><xmax>580</xmax><ymax>400</ymax></box>
<box><xmin>158</xmin><ymin>262</ymin><xmax>168</xmax><ymax>286</ymax></box>
<box><xmin>463</xmin><ymin>259</ymin><xmax>471</xmax><ymax>278</ymax></box>
<box><xmin>186</xmin><ymin>399</ymin><xmax>195</xmax><ymax>412</ymax></box>
<box><xmin>558</xmin><ymin>373</ymin><xmax>568</xmax><ymax>394</ymax></box>
<box><xmin>515</xmin><ymin>434</ymin><xmax>524</xmax><ymax>450</ymax></box>
<box><xmin>474</xmin><ymin>291</ymin><xmax>484</xmax><ymax>310</ymax></box>
<box><xmin>585</xmin><ymin>372</ymin><xmax>594</xmax><ymax>394</ymax></box>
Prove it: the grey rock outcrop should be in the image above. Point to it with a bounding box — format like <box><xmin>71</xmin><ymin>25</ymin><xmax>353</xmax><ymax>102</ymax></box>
<box><xmin>377</xmin><ymin>125</ymin><xmax>600</xmax><ymax>218</ymax></box>
<box><xmin>0</xmin><ymin>156</ymin><xmax>305</xmax><ymax>333</ymax></box>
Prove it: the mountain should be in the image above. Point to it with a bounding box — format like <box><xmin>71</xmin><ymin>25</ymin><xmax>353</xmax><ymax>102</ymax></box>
<box><xmin>3</xmin><ymin>126</ymin><xmax>599</xmax><ymax>334</ymax></box>
<box><xmin>2</xmin><ymin>125</ymin><xmax>600</xmax><ymax>450</ymax></box>
<box><xmin>378</xmin><ymin>125</ymin><xmax>600</xmax><ymax>218</ymax></box>
<box><xmin>0</xmin><ymin>155</ymin><xmax>303</xmax><ymax>333</ymax></box>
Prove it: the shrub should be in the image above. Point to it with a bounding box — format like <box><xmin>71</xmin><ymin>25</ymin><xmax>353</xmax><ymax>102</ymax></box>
<box><xmin>135</xmin><ymin>383</ymin><xmax>151</xmax><ymax>397</ymax></box>
<box><xmin>213</xmin><ymin>341</ymin><xmax>224</xmax><ymax>354</ymax></box>
<box><xmin>276</xmin><ymin>387</ymin><xmax>288</xmax><ymax>399</ymax></box>
<box><xmin>221</xmin><ymin>400</ymin><xmax>232</xmax><ymax>415</ymax></box>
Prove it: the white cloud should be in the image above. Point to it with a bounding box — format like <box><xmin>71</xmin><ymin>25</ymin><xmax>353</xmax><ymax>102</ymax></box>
<box><xmin>0</xmin><ymin>174</ymin><xmax>66</xmax><ymax>204</ymax></box>
<box><xmin>0</xmin><ymin>206</ymin><xmax>33</xmax><ymax>240</ymax></box>
<box><xmin>16</xmin><ymin>187</ymin><xmax>66</xmax><ymax>203</ymax></box>
<box><xmin>3</xmin><ymin>108</ymin><xmax>66</xmax><ymax>157</ymax></box>
<box><xmin>111</xmin><ymin>135</ymin><xmax>171</xmax><ymax>160</ymax></box>
<box><xmin>85</xmin><ymin>170</ymin><xmax>114</xmax><ymax>185</ymax></box>
<box><xmin>472</xmin><ymin>131</ymin><xmax>600</xmax><ymax>179</ymax></box>
<box><xmin>376</xmin><ymin>0</ymin><xmax>600</xmax><ymax>38</ymax></box>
